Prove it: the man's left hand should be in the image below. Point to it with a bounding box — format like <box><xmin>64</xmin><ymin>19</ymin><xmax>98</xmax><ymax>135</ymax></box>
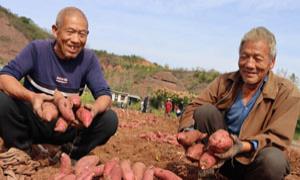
<box><xmin>214</xmin><ymin>134</ymin><xmax>243</xmax><ymax>160</ymax></box>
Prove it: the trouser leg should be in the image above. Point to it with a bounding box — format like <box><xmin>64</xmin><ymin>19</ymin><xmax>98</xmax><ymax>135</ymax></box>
<box><xmin>0</xmin><ymin>92</ymin><xmax>118</xmax><ymax>159</ymax></box>
<box><xmin>68</xmin><ymin>109</ymin><xmax>118</xmax><ymax>159</ymax></box>
<box><xmin>0</xmin><ymin>92</ymin><xmax>70</xmax><ymax>152</ymax></box>
<box><xmin>245</xmin><ymin>147</ymin><xmax>290</xmax><ymax>180</ymax></box>
<box><xmin>193</xmin><ymin>104</ymin><xmax>226</xmax><ymax>144</ymax></box>
<box><xmin>0</xmin><ymin>92</ymin><xmax>33</xmax><ymax>151</ymax></box>
<box><xmin>219</xmin><ymin>147</ymin><xmax>290</xmax><ymax>180</ymax></box>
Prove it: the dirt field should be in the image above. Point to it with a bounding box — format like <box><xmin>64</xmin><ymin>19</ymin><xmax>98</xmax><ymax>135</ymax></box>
<box><xmin>26</xmin><ymin>108</ymin><xmax>300</xmax><ymax>179</ymax></box>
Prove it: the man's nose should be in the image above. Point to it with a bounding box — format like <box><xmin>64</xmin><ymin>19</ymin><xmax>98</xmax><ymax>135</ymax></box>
<box><xmin>70</xmin><ymin>32</ymin><xmax>81</xmax><ymax>43</ymax></box>
<box><xmin>244</xmin><ymin>57</ymin><xmax>256</xmax><ymax>68</ymax></box>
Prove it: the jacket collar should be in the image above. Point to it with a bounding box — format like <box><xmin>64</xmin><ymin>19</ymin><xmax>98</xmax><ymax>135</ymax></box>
<box><xmin>262</xmin><ymin>71</ymin><xmax>278</xmax><ymax>100</ymax></box>
<box><xmin>228</xmin><ymin>71</ymin><xmax>277</xmax><ymax>100</ymax></box>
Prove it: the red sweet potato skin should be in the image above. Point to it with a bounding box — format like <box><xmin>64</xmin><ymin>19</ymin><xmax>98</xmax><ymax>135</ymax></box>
<box><xmin>74</xmin><ymin>155</ymin><xmax>100</xmax><ymax>176</ymax></box>
<box><xmin>208</xmin><ymin>129</ymin><xmax>233</xmax><ymax>153</ymax></box>
<box><xmin>199</xmin><ymin>152</ymin><xmax>218</xmax><ymax>170</ymax></box>
<box><xmin>54</xmin><ymin>90</ymin><xmax>75</xmax><ymax>122</ymax></box>
<box><xmin>41</xmin><ymin>101</ymin><xmax>58</xmax><ymax>122</ymax></box>
<box><xmin>76</xmin><ymin>106</ymin><xmax>93</xmax><ymax>128</ymax></box>
<box><xmin>132</xmin><ymin>162</ymin><xmax>146</xmax><ymax>180</ymax></box>
<box><xmin>120</xmin><ymin>159</ymin><xmax>134</xmax><ymax>180</ymax></box>
<box><xmin>68</xmin><ymin>95</ymin><xmax>81</xmax><ymax>109</ymax></box>
<box><xmin>59</xmin><ymin>153</ymin><xmax>73</xmax><ymax>174</ymax></box>
<box><xmin>108</xmin><ymin>163</ymin><xmax>122</xmax><ymax>180</ymax></box>
<box><xmin>186</xmin><ymin>143</ymin><xmax>205</xmax><ymax>161</ymax></box>
<box><xmin>142</xmin><ymin>166</ymin><xmax>155</xmax><ymax>180</ymax></box>
<box><xmin>154</xmin><ymin>167</ymin><xmax>182</xmax><ymax>180</ymax></box>
<box><xmin>177</xmin><ymin>130</ymin><xmax>207</xmax><ymax>146</ymax></box>
<box><xmin>103</xmin><ymin>158</ymin><xmax>119</xmax><ymax>179</ymax></box>
<box><xmin>54</xmin><ymin>117</ymin><xmax>69</xmax><ymax>133</ymax></box>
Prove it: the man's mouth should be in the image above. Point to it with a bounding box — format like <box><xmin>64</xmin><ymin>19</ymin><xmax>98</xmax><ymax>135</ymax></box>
<box><xmin>67</xmin><ymin>45</ymin><xmax>79</xmax><ymax>53</ymax></box>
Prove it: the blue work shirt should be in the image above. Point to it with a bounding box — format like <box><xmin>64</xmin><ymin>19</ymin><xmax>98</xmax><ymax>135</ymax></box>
<box><xmin>0</xmin><ymin>39</ymin><xmax>111</xmax><ymax>98</ymax></box>
<box><xmin>225</xmin><ymin>77</ymin><xmax>267</xmax><ymax>149</ymax></box>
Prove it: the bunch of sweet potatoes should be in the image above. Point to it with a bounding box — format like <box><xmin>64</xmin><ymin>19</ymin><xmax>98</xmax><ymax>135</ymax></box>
<box><xmin>178</xmin><ymin>129</ymin><xmax>233</xmax><ymax>170</ymax></box>
<box><xmin>54</xmin><ymin>154</ymin><xmax>182</xmax><ymax>180</ymax></box>
<box><xmin>40</xmin><ymin>90</ymin><xmax>93</xmax><ymax>132</ymax></box>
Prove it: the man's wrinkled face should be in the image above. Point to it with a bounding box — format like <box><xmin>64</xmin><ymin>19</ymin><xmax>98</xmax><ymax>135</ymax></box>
<box><xmin>238</xmin><ymin>40</ymin><xmax>275</xmax><ymax>86</ymax></box>
<box><xmin>52</xmin><ymin>14</ymin><xmax>88</xmax><ymax>60</ymax></box>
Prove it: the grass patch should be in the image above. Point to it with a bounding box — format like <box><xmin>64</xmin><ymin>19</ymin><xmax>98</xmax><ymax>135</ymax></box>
<box><xmin>81</xmin><ymin>90</ymin><xmax>94</xmax><ymax>104</ymax></box>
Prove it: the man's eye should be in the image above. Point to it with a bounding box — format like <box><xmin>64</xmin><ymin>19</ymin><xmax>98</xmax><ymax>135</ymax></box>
<box><xmin>240</xmin><ymin>54</ymin><xmax>248</xmax><ymax>59</ymax></box>
<box><xmin>255</xmin><ymin>56</ymin><xmax>264</xmax><ymax>62</ymax></box>
<box><xmin>66</xmin><ymin>30</ymin><xmax>75</xmax><ymax>34</ymax></box>
<box><xmin>79</xmin><ymin>32</ymin><xmax>88</xmax><ymax>36</ymax></box>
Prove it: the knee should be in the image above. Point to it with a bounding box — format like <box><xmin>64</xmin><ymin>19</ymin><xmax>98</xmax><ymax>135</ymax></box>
<box><xmin>94</xmin><ymin>109</ymin><xmax>118</xmax><ymax>136</ymax></box>
<box><xmin>106</xmin><ymin>109</ymin><xmax>118</xmax><ymax>135</ymax></box>
<box><xmin>193</xmin><ymin>104</ymin><xmax>222</xmax><ymax>125</ymax></box>
<box><xmin>254</xmin><ymin>147</ymin><xmax>289</xmax><ymax>179</ymax></box>
<box><xmin>193</xmin><ymin>104</ymin><xmax>218</xmax><ymax>118</ymax></box>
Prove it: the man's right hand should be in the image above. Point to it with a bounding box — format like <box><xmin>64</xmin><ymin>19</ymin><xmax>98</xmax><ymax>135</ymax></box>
<box><xmin>30</xmin><ymin>93</ymin><xmax>53</xmax><ymax>119</ymax></box>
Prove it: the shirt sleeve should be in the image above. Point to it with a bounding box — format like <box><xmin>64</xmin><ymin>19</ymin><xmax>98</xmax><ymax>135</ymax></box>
<box><xmin>250</xmin><ymin>140</ymin><xmax>258</xmax><ymax>150</ymax></box>
<box><xmin>85</xmin><ymin>53</ymin><xmax>111</xmax><ymax>99</ymax></box>
<box><xmin>0</xmin><ymin>42</ymin><xmax>35</xmax><ymax>80</ymax></box>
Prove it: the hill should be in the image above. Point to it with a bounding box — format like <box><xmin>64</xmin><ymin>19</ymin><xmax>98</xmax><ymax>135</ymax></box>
<box><xmin>0</xmin><ymin>6</ymin><xmax>219</xmax><ymax>98</ymax></box>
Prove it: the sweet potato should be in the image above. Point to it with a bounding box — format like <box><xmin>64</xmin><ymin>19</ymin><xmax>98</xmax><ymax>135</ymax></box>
<box><xmin>62</xmin><ymin>174</ymin><xmax>76</xmax><ymax>180</ymax></box>
<box><xmin>120</xmin><ymin>159</ymin><xmax>134</xmax><ymax>180</ymax></box>
<box><xmin>199</xmin><ymin>152</ymin><xmax>218</xmax><ymax>170</ymax></box>
<box><xmin>108</xmin><ymin>162</ymin><xmax>122</xmax><ymax>180</ymax></box>
<box><xmin>75</xmin><ymin>155</ymin><xmax>100</xmax><ymax>176</ymax></box>
<box><xmin>68</xmin><ymin>95</ymin><xmax>81</xmax><ymax>110</ymax></box>
<box><xmin>54</xmin><ymin>117</ymin><xmax>69</xmax><ymax>133</ymax></box>
<box><xmin>54</xmin><ymin>153</ymin><xmax>73</xmax><ymax>180</ymax></box>
<box><xmin>177</xmin><ymin>130</ymin><xmax>207</xmax><ymax>146</ymax></box>
<box><xmin>153</xmin><ymin>167</ymin><xmax>182</xmax><ymax>180</ymax></box>
<box><xmin>76</xmin><ymin>169</ymin><xmax>95</xmax><ymax>180</ymax></box>
<box><xmin>54</xmin><ymin>90</ymin><xmax>75</xmax><ymax>122</ymax></box>
<box><xmin>60</xmin><ymin>153</ymin><xmax>73</xmax><ymax>174</ymax></box>
<box><xmin>132</xmin><ymin>162</ymin><xmax>146</xmax><ymax>180</ymax></box>
<box><xmin>76</xmin><ymin>106</ymin><xmax>93</xmax><ymax>128</ymax></box>
<box><xmin>186</xmin><ymin>143</ymin><xmax>205</xmax><ymax>162</ymax></box>
<box><xmin>41</xmin><ymin>101</ymin><xmax>58</xmax><ymax>122</ymax></box>
<box><xmin>208</xmin><ymin>129</ymin><xmax>233</xmax><ymax>153</ymax></box>
<box><xmin>93</xmin><ymin>164</ymin><xmax>105</xmax><ymax>177</ymax></box>
<box><xmin>103</xmin><ymin>157</ymin><xmax>119</xmax><ymax>179</ymax></box>
<box><xmin>143</xmin><ymin>166</ymin><xmax>155</xmax><ymax>180</ymax></box>
<box><xmin>76</xmin><ymin>164</ymin><xmax>104</xmax><ymax>180</ymax></box>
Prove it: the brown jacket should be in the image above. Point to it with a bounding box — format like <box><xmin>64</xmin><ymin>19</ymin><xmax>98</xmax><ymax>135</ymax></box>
<box><xmin>179</xmin><ymin>71</ymin><xmax>300</xmax><ymax>164</ymax></box>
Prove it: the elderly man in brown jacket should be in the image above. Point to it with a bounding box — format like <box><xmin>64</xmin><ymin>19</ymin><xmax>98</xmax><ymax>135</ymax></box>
<box><xmin>178</xmin><ymin>27</ymin><xmax>300</xmax><ymax>180</ymax></box>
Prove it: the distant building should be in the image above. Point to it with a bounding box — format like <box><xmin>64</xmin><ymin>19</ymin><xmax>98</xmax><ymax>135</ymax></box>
<box><xmin>111</xmin><ymin>90</ymin><xmax>141</xmax><ymax>108</ymax></box>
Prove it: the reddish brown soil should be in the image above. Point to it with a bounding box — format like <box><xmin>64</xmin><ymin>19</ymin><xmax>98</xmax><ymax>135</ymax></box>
<box><xmin>14</xmin><ymin>108</ymin><xmax>300</xmax><ymax>179</ymax></box>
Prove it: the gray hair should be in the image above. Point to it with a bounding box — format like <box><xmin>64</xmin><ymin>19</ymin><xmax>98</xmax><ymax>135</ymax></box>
<box><xmin>239</xmin><ymin>27</ymin><xmax>277</xmax><ymax>59</ymax></box>
<box><xmin>55</xmin><ymin>7</ymin><xmax>88</xmax><ymax>28</ymax></box>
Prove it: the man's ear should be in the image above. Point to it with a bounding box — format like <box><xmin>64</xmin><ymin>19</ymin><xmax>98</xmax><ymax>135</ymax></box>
<box><xmin>51</xmin><ymin>25</ymin><xmax>58</xmax><ymax>38</ymax></box>
<box><xmin>270</xmin><ymin>57</ymin><xmax>276</xmax><ymax>69</ymax></box>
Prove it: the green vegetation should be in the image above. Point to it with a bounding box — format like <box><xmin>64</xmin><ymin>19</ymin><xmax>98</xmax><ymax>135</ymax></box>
<box><xmin>193</xmin><ymin>69</ymin><xmax>220</xmax><ymax>83</ymax></box>
<box><xmin>150</xmin><ymin>89</ymin><xmax>190</xmax><ymax>109</ymax></box>
<box><xmin>0</xmin><ymin>6</ymin><xmax>51</xmax><ymax>40</ymax></box>
<box><xmin>80</xmin><ymin>89</ymin><xmax>94</xmax><ymax>104</ymax></box>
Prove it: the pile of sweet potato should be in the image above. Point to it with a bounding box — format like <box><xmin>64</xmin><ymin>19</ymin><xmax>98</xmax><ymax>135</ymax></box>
<box><xmin>54</xmin><ymin>153</ymin><xmax>182</xmax><ymax>180</ymax></box>
<box><xmin>40</xmin><ymin>90</ymin><xmax>93</xmax><ymax>132</ymax></box>
<box><xmin>177</xmin><ymin>129</ymin><xmax>233</xmax><ymax>170</ymax></box>
<box><xmin>139</xmin><ymin>131</ymin><xmax>179</xmax><ymax>146</ymax></box>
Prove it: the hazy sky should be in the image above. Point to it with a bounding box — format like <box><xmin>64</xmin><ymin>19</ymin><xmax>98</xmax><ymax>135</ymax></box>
<box><xmin>1</xmin><ymin>0</ymin><xmax>300</xmax><ymax>77</ymax></box>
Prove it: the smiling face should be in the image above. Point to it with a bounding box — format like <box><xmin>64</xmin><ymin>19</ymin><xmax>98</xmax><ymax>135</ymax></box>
<box><xmin>52</xmin><ymin>11</ymin><xmax>88</xmax><ymax>60</ymax></box>
<box><xmin>238</xmin><ymin>40</ymin><xmax>275</xmax><ymax>86</ymax></box>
